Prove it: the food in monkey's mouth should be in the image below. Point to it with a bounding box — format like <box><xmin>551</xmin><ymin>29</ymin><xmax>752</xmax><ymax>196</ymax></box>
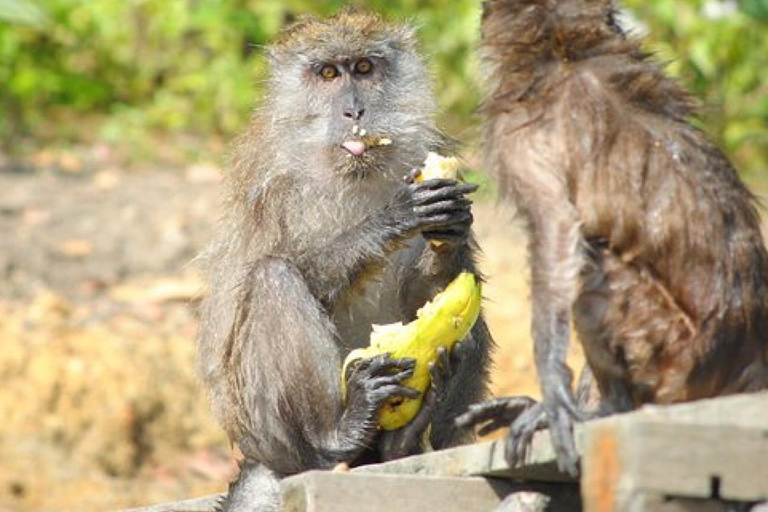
<box><xmin>341</xmin><ymin>125</ymin><xmax>393</xmax><ymax>156</ymax></box>
<box><xmin>341</xmin><ymin>271</ymin><xmax>482</xmax><ymax>430</ymax></box>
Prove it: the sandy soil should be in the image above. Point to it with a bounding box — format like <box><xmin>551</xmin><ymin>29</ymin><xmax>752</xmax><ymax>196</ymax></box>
<box><xmin>0</xmin><ymin>166</ymin><xmax>582</xmax><ymax>511</ymax></box>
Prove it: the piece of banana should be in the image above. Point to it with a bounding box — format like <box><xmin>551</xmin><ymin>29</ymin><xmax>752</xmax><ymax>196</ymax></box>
<box><xmin>418</xmin><ymin>151</ymin><xmax>461</xmax><ymax>181</ymax></box>
<box><xmin>415</xmin><ymin>152</ymin><xmax>462</xmax><ymax>248</ymax></box>
<box><xmin>341</xmin><ymin>271</ymin><xmax>482</xmax><ymax>430</ymax></box>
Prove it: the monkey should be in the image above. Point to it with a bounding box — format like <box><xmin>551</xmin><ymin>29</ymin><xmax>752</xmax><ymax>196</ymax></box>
<box><xmin>456</xmin><ymin>0</ymin><xmax>768</xmax><ymax>476</ymax></box>
<box><xmin>196</xmin><ymin>11</ymin><xmax>493</xmax><ymax>511</ymax></box>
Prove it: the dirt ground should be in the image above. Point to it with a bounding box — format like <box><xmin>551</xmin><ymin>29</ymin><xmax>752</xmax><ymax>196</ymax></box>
<box><xmin>0</xmin><ymin>164</ymin><xmax>583</xmax><ymax>512</ymax></box>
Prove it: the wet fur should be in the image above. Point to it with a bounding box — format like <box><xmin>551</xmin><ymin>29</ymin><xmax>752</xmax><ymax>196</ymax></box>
<box><xmin>480</xmin><ymin>0</ymin><xmax>768</xmax><ymax>468</ymax></box>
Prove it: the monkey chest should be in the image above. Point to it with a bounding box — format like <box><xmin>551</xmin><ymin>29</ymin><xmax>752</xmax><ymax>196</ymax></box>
<box><xmin>332</xmin><ymin>243</ymin><xmax>420</xmax><ymax>351</ymax></box>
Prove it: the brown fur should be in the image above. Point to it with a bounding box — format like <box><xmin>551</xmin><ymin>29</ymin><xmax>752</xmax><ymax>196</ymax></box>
<box><xmin>482</xmin><ymin>0</ymin><xmax>768</xmax><ymax>408</ymax></box>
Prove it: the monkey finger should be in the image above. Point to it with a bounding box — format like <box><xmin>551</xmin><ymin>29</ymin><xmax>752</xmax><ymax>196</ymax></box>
<box><xmin>548</xmin><ymin>408</ymin><xmax>580</xmax><ymax>477</ymax></box>
<box><xmin>427</xmin><ymin>362</ymin><xmax>443</xmax><ymax>389</ymax></box>
<box><xmin>371</xmin><ymin>367</ymin><xmax>415</xmax><ymax>389</ymax></box>
<box><xmin>422</xmin><ymin>220</ymin><xmax>472</xmax><ymax>236</ymax></box>
<box><xmin>413</xmin><ymin>198</ymin><xmax>472</xmax><ymax>216</ymax></box>
<box><xmin>376</xmin><ymin>385</ymin><xmax>421</xmax><ymax>401</ymax></box>
<box><xmin>413</xmin><ymin>178</ymin><xmax>460</xmax><ymax>189</ymax></box>
<box><xmin>436</xmin><ymin>346</ymin><xmax>451</xmax><ymax>376</ymax></box>
<box><xmin>368</xmin><ymin>356</ymin><xmax>416</xmax><ymax>375</ymax></box>
<box><xmin>404</xmin><ymin>168</ymin><xmax>422</xmax><ymax>184</ymax></box>
<box><xmin>416</xmin><ymin>180</ymin><xmax>479</xmax><ymax>196</ymax></box>
<box><xmin>451</xmin><ymin>341</ymin><xmax>465</xmax><ymax>363</ymax></box>
<box><xmin>421</xmin><ymin>211</ymin><xmax>473</xmax><ymax>231</ymax></box>
<box><xmin>509</xmin><ymin>428</ymin><xmax>535</xmax><ymax>467</ymax></box>
<box><xmin>413</xmin><ymin>185</ymin><xmax>477</xmax><ymax>205</ymax></box>
<box><xmin>455</xmin><ymin>397</ymin><xmax>523</xmax><ymax>427</ymax></box>
<box><xmin>476</xmin><ymin>418</ymin><xmax>511</xmax><ymax>437</ymax></box>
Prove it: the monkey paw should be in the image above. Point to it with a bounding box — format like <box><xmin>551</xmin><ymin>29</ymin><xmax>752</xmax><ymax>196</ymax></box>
<box><xmin>387</xmin><ymin>179</ymin><xmax>478</xmax><ymax>242</ymax></box>
<box><xmin>346</xmin><ymin>354</ymin><xmax>419</xmax><ymax>416</ymax></box>
<box><xmin>454</xmin><ymin>395</ymin><xmax>538</xmax><ymax>437</ymax></box>
<box><xmin>540</xmin><ymin>384</ymin><xmax>582</xmax><ymax>477</ymax></box>
<box><xmin>427</xmin><ymin>342</ymin><xmax>464</xmax><ymax>400</ymax></box>
<box><xmin>455</xmin><ymin>396</ymin><xmax>582</xmax><ymax>476</ymax></box>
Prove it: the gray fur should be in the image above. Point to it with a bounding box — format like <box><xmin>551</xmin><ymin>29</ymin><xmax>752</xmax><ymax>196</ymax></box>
<box><xmin>197</xmin><ymin>11</ymin><xmax>493</xmax><ymax>512</ymax></box>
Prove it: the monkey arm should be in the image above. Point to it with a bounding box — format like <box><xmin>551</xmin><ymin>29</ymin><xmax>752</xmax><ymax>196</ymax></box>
<box><xmin>295</xmin><ymin>180</ymin><xmax>478</xmax><ymax>310</ymax></box>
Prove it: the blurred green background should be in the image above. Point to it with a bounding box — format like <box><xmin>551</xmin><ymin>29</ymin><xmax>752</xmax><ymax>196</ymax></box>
<box><xmin>1</xmin><ymin>0</ymin><xmax>767</xmax><ymax>174</ymax></box>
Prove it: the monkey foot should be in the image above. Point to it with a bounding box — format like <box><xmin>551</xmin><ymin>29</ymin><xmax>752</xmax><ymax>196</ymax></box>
<box><xmin>455</xmin><ymin>395</ymin><xmax>538</xmax><ymax>436</ymax></box>
<box><xmin>456</xmin><ymin>397</ymin><xmax>573</xmax><ymax>472</ymax></box>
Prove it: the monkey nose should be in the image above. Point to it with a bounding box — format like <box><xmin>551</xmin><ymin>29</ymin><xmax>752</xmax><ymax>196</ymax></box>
<box><xmin>343</xmin><ymin>108</ymin><xmax>365</xmax><ymax>121</ymax></box>
<box><xmin>341</xmin><ymin>140</ymin><xmax>367</xmax><ymax>156</ymax></box>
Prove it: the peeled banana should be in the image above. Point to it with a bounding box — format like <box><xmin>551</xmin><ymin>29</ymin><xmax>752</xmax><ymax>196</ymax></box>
<box><xmin>416</xmin><ymin>152</ymin><xmax>462</xmax><ymax>249</ymax></box>
<box><xmin>341</xmin><ymin>271</ymin><xmax>482</xmax><ymax>430</ymax></box>
<box><xmin>417</xmin><ymin>152</ymin><xmax>461</xmax><ymax>182</ymax></box>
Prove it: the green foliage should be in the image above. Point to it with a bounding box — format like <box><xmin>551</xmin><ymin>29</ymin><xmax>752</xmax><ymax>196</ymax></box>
<box><xmin>623</xmin><ymin>0</ymin><xmax>768</xmax><ymax>175</ymax></box>
<box><xmin>0</xmin><ymin>0</ymin><xmax>48</xmax><ymax>27</ymax></box>
<box><xmin>0</xmin><ymin>0</ymin><xmax>765</xmax><ymax>175</ymax></box>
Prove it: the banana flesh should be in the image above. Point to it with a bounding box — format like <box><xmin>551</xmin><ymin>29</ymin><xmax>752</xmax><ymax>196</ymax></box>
<box><xmin>418</xmin><ymin>152</ymin><xmax>460</xmax><ymax>181</ymax></box>
<box><xmin>416</xmin><ymin>152</ymin><xmax>462</xmax><ymax>248</ymax></box>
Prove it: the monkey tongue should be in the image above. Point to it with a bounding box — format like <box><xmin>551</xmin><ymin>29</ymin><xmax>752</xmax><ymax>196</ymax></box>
<box><xmin>341</xmin><ymin>140</ymin><xmax>367</xmax><ymax>156</ymax></box>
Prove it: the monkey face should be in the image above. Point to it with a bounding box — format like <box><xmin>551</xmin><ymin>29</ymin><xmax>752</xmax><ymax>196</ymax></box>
<box><xmin>264</xmin><ymin>11</ymin><xmax>439</xmax><ymax>179</ymax></box>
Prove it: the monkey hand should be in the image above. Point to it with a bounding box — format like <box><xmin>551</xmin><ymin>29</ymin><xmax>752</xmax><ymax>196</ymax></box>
<box><xmin>386</xmin><ymin>178</ymin><xmax>478</xmax><ymax>245</ymax></box>
<box><xmin>342</xmin><ymin>272</ymin><xmax>482</xmax><ymax>430</ymax></box>
<box><xmin>379</xmin><ymin>342</ymin><xmax>466</xmax><ymax>460</ymax></box>
<box><xmin>344</xmin><ymin>354</ymin><xmax>420</xmax><ymax>425</ymax></box>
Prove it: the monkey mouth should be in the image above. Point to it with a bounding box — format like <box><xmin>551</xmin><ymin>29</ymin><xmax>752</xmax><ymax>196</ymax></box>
<box><xmin>340</xmin><ymin>126</ymin><xmax>393</xmax><ymax>157</ymax></box>
<box><xmin>341</xmin><ymin>139</ymin><xmax>368</xmax><ymax>156</ymax></box>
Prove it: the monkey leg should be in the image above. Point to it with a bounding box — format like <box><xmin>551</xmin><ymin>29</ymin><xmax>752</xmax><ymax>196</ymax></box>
<box><xmin>227</xmin><ymin>258</ymin><xmax>415</xmax><ymax>476</ymax></box>
<box><xmin>216</xmin><ymin>461</ymin><xmax>280</xmax><ymax>512</ymax></box>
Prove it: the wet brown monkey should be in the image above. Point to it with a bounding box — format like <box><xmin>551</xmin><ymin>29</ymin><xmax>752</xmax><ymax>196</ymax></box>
<box><xmin>458</xmin><ymin>0</ymin><xmax>768</xmax><ymax>476</ymax></box>
<box><xmin>196</xmin><ymin>11</ymin><xmax>493</xmax><ymax>511</ymax></box>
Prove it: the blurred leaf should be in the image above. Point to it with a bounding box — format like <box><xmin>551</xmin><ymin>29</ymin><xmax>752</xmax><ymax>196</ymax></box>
<box><xmin>740</xmin><ymin>0</ymin><xmax>768</xmax><ymax>21</ymax></box>
<box><xmin>0</xmin><ymin>0</ymin><xmax>48</xmax><ymax>27</ymax></box>
<box><xmin>0</xmin><ymin>0</ymin><xmax>765</xmax><ymax>176</ymax></box>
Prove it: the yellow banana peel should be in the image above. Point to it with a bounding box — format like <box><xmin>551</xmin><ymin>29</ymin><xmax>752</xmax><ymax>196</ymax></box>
<box><xmin>342</xmin><ymin>271</ymin><xmax>482</xmax><ymax>430</ymax></box>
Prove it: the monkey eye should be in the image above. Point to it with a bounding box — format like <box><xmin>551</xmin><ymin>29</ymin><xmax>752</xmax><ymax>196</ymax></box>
<box><xmin>319</xmin><ymin>64</ymin><xmax>340</xmax><ymax>80</ymax></box>
<box><xmin>354</xmin><ymin>58</ymin><xmax>374</xmax><ymax>75</ymax></box>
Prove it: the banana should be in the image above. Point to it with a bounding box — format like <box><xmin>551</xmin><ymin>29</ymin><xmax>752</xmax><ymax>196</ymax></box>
<box><xmin>417</xmin><ymin>151</ymin><xmax>461</xmax><ymax>181</ymax></box>
<box><xmin>416</xmin><ymin>152</ymin><xmax>462</xmax><ymax>248</ymax></box>
<box><xmin>341</xmin><ymin>271</ymin><xmax>482</xmax><ymax>430</ymax></box>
